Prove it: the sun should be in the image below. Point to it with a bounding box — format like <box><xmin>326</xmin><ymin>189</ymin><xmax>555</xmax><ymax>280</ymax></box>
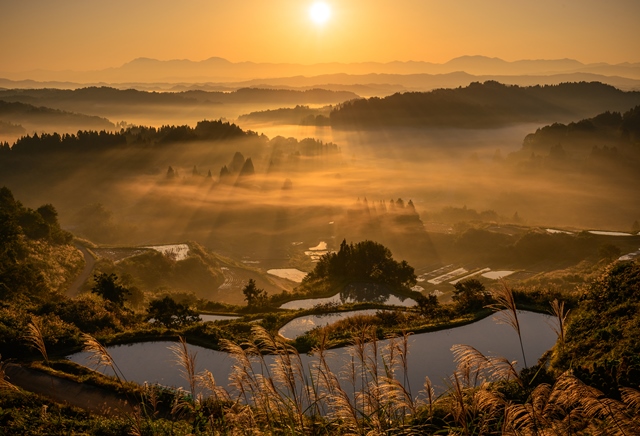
<box><xmin>309</xmin><ymin>2</ymin><xmax>331</xmax><ymax>25</ymax></box>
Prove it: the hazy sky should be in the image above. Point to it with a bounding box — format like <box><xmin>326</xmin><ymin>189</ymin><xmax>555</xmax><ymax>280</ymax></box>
<box><xmin>1</xmin><ymin>0</ymin><xmax>639</xmax><ymax>71</ymax></box>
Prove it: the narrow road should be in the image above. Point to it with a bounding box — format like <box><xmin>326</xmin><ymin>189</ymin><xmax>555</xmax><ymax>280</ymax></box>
<box><xmin>4</xmin><ymin>241</ymin><xmax>138</xmax><ymax>416</ymax></box>
<box><xmin>67</xmin><ymin>242</ymin><xmax>96</xmax><ymax>296</ymax></box>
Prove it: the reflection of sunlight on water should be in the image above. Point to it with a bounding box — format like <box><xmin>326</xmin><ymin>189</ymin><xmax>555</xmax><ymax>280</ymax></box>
<box><xmin>278</xmin><ymin>309</ymin><xmax>380</xmax><ymax>339</ymax></box>
<box><xmin>588</xmin><ymin>230</ymin><xmax>633</xmax><ymax>236</ymax></box>
<box><xmin>482</xmin><ymin>270</ymin><xmax>515</xmax><ymax>280</ymax></box>
<box><xmin>308</xmin><ymin>241</ymin><xmax>327</xmax><ymax>250</ymax></box>
<box><xmin>68</xmin><ymin>312</ymin><xmax>556</xmax><ymax>396</ymax></box>
<box><xmin>450</xmin><ymin>268</ymin><xmax>491</xmax><ymax>284</ymax></box>
<box><xmin>145</xmin><ymin>244</ymin><xmax>190</xmax><ymax>261</ymax></box>
<box><xmin>546</xmin><ymin>228</ymin><xmax>574</xmax><ymax>235</ymax></box>
<box><xmin>280</xmin><ymin>293</ymin><xmax>416</xmax><ymax>310</ymax></box>
<box><xmin>619</xmin><ymin>249</ymin><xmax>640</xmax><ymax>261</ymax></box>
<box><xmin>428</xmin><ymin>268</ymin><xmax>467</xmax><ymax>284</ymax></box>
<box><xmin>267</xmin><ymin>268</ymin><xmax>308</xmax><ymax>282</ymax></box>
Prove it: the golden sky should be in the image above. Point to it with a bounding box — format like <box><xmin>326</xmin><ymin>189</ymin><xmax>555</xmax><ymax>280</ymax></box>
<box><xmin>1</xmin><ymin>0</ymin><xmax>639</xmax><ymax>72</ymax></box>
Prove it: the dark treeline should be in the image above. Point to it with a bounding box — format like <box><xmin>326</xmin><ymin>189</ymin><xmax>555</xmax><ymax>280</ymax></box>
<box><xmin>302</xmin><ymin>239</ymin><xmax>417</xmax><ymax>291</ymax></box>
<box><xmin>0</xmin><ymin>86</ymin><xmax>358</xmax><ymax>108</ymax></box>
<box><xmin>0</xmin><ymin>100</ymin><xmax>114</xmax><ymax>132</ymax></box>
<box><xmin>2</xmin><ymin>120</ymin><xmax>252</xmax><ymax>155</ymax></box>
<box><xmin>510</xmin><ymin>105</ymin><xmax>640</xmax><ymax>176</ymax></box>
<box><xmin>0</xmin><ymin>186</ymin><xmax>73</xmax><ymax>304</ymax></box>
<box><xmin>434</xmin><ymin>226</ymin><xmax>639</xmax><ymax>268</ymax></box>
<box><xmin>0</xmin><ymin>120</ymin><xmax>342</xmax><ymax>161</ymax></box>
<box><xmin>329</xmin><ymin>81</ymin><xmax>640</xmax><ymax>129</ymax></box>
<box><xmin>238</xmin><ymin>105</ymin><xmax>332</xmax><ymax>126</ymax></box>
<box><xmin>335</xmin><ymin>197</ymin><xmax>439</xmax><ymax>267</ymax></box>
<box><xmin>519</xmin><ymin>105</ymin><xmax>640</xmax><ymax>156</ymax></box>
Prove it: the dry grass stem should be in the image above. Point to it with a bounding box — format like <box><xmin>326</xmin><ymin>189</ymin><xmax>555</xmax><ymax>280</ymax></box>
<box><xmin>548</xmin><ymin>299</ymin><xmax>570</xmax><ymax>352</ymax></box>
<box><xmin>488</xmin><ymin>280</ymin><xmax>527</xmax><ymax>368</ymax></box>
<box><xmin>169</xmin><ymin>336</ymin><xmax>198</xmax><ymax>400</ymax></box>
<box><xmin>24</xmin><ymin>317</ymin><xmax>49</xmax><ymax>364</ymax></box>
<box><xmin>81</xmin><ymin>333</ymin><xmax>127</xmax><ymax>384</ymax></box>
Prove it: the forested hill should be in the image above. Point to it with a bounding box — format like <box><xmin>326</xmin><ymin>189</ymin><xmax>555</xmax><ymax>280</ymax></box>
<box><xmin>0</xmin><ymin>100</ymin><xmax>114</xmax><ymax>131</ymax></box>
<box><xmin>519</xmin><ymin>105</ymin><xmax>640</xmax><ymax>158</ymax></box>
<box><xmin>0</xmin><ymin>87</ymin><xmax>359</xmax><ymax>109</ymax></box>
<box><xmin>329</xmin><ymin>81</ymin><xmax>640</xmax><ymax>129</ymax></box>
<box><xmin>1</xmin><ymin>120</ymin><xmax>253</xmax><ymax>155</ymax></box>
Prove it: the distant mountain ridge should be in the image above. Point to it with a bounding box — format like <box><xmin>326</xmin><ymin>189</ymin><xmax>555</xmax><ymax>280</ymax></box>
<box><xmin>3</xmin><ymin>71</ymin><xmax>639</xmax><ymax>100</ymax></box>
<box><xmin>3</xmin><ymin>55</ymin><xmax>640</xmax><ymax>84</ymax></box>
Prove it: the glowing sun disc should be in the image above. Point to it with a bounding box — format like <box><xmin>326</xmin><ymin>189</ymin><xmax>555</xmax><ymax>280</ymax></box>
<box><xmin>309</xmin><ymin>2</ymin><xmax>331</xmax><ymax>25</ymax></box>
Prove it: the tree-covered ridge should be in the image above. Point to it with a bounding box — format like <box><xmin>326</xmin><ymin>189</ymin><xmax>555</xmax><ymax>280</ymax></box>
<box><xmin>520</xmin><ymin>105</ymin><xmax>640</xmax><ymax>156</ymax></box>
<box><xmin>329</xmin><ymin>81</ymin><xmax>640</xmax><ymax>129</ymax></box>
<box><xmin>3</xmin><ymin>119</ymin><xmax>251</xmax><ymax>155</ymax></box>
<box><xmin>0</xmin><ymin>119</ymin><xmax>340</xmax><ymax>162</ymax></box>
<box><xmin>552</xmin><ymin>261</ymin><xmax>640</xmax><ymax>396</ymax></box>
<box><xmin>0</xmin><ymin>86</ymin><xmax>358</xmax><ymax>107</ymax></box>
<box><xmin>302</xmin><ymin>240</ymin><xmax>417</xmax><ymax>291</ymax></box>
<box><xmin>507</xmin><ymin>105</ymin><xmax>640</xmax><ymax>177</ymax></box>
<box><xmin>0</xmin><ymin>100</ymin><xmax>114</xmax><ymax>130</ymax></box>
<box><xmin>0</xmin><ymin>186</ymin><xmax>72</xmax><ymax>250</ymax></box>
<box><xmin>238</xmin><ymin>105</ymin><xmax>332</xmax><ymax>126</ymax></box>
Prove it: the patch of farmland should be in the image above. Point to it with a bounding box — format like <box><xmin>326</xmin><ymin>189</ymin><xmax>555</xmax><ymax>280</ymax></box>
<box><xmin>428</xmin><ymin>268</ymin><xmax>468</xmax><ymax>285</ymax></box>
<box><xmin>146</xmin><ymin>244</ymin><xmax>190</xmax><ymax>261</ymax></box>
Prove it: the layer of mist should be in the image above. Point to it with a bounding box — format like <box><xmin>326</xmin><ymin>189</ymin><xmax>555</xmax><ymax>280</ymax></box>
<box><xmin>1</xmin><ymin>105</ymin><xmax>638</xmax><ymax>274</ymax></box>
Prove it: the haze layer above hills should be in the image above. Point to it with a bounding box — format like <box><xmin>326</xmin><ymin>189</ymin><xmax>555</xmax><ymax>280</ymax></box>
<box><xmin>2</xmin><ymin>56</ymin><xmax>640</xmax><ymax>86</ymax></box>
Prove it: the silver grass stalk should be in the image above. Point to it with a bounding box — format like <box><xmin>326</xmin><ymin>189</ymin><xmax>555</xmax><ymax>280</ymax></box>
<box><xmin>81</xmin><ymin>333</ymin><xmax>127</xmax><ymax>383</ymax></box>
<box><xmin>451</xmin><ymin>344</ymin><xmax>522</xmax><ymax>387</ymax></box>
<box><xmin>549</xmin><ymin>299</ymin><xmax>570</xmax><ymax>353</ymax></box>
<box><xmin>25</xmin><ymin>317</ymin><xmax>48</xmax><ymax>364</ymax></box>
<box><xmin>488</xmin><ymin>280</ymin><xmax>527</xmax><ymax>368</ymax></box>
<box><xmin>168</xmin><ymin>336</ymin><xmax>198</xmax><ymax>402</ymax></box>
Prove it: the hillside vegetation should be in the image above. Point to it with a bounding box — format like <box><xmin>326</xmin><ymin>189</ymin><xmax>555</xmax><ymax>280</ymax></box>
<box><xmin>330</xmin><ymin>81</ymin><xmax>640</xmax><ymax>128</ymax></box>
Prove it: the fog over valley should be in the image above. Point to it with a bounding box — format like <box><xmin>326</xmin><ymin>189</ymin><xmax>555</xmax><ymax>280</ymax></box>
<box><xmin>2</xmin><ymin>2</ymin><xmax>640</xmax><ymax>433</ymax></box>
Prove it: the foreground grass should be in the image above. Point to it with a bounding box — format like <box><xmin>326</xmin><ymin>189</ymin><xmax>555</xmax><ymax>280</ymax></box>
<box><xmin>4</xmin><ymin>319</ymin><xmax>640</xmax><ymax>436</ymax></box>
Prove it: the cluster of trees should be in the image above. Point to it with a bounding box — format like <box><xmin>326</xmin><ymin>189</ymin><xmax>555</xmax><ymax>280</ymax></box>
<box><xmin>424</xmin><ymin>205</ymin><xmax>500</xmax><ymax>224</ymax></box>
<box><xmin>3</xmin><ymin>120</ymin><xmax>253</xmax><ymax>156</ymax></box>
<box><xmin>0</xmin><ymin>100</ymin><xmax>113</xmax><ymax>133</ymax></box>
<box><xmin>349</xmin><ymin>197</ymin><xmax>417</xmax><ymax>216</ymax></box>
<box><xmin>238</xmin><ymin>105</ymin><xmax>333</xmax><ymax>126</ymax></box>
<box><xmin>0</xmin><ymin>86</ymin><xmax>357</xmax><ymax>108</ymax></box>
<box><xmin>101</xmin><ymin>243</ymin><xmax>224</xmax><ymax>300</ymax></box>
<box><xmin>513</xmin><ymin>106</ymin><xmax>640</xmax><ymax>175</ymax></box>
<box><xmin>0</xmin><ymin>120</ymin><xmax>26</xmax><ymax>135</ymax></box>
<box><xmin>303</xmin><ymin>240</ymin><xmax>417</xmax><ymax>291</ymax></box>
<box><xmin>0</xmin><ymin>189</ymin><xmax>142</xmax><ymax>357</ymax></box>
<box><xmin>1</xmin><ymin>186</ymin><xmax>69</xmax><ymax>302</ymax></box>
<box><xmin>146</xmin><ymin>296</ymin><xmax>201</xmax><ymax>328</ymax></box>
<box><xmin>0</xmin><ymin>186</ymin><xmax>72</xmax><ymax>250</ymax></box>
<box><xmin>337</xmin><ymin>196</ymin><xmax>441</xmax><ymax>266</ymax></box>
<box><xmin>329</xmin><ymin>81</ymin><xmax>640</xmax><ymax>129</ymax></box>
<box><xmin>219</xmin><ymin>151</ymin><xmax>255</xmax><ymax>184</ymax></box>
<box><xmin>553</xmin><ymin>261</ymin><xmax>640</xmax><ymax>396</ymax></box>
<box><xmin>242</xmin><ymin>279</ymin><xmax>268</xmax><ymax>310</ymax></box>
<box><xmin>522</xmin><ymin>106</ymin><xmax>640</xmax><ymax>155</ymax></box>
<box><xmin>443</xmin><ymin>227</ymin><xmax>632</xmax><ymax>266</ymax></box>
<box><xmin>416</xmin><ymin>278</ymin><xmax>492</xmax><ymax>319</ymax></box>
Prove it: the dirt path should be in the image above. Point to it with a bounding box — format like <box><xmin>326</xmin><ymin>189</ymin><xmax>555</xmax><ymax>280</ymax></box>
<box><xmin>5</xmin><ymin>364</ymin><xmax>135</xmax><ymax>416</ymax></box>
<box><xmin>67</xmin><ymin>242</ymin><xmax>96</xmax><ymax>296</ymax></box>
<box><xmin>4</xmin><ymin>242</ymin><xmax>138</xmax><ymax>415</ymax></box>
